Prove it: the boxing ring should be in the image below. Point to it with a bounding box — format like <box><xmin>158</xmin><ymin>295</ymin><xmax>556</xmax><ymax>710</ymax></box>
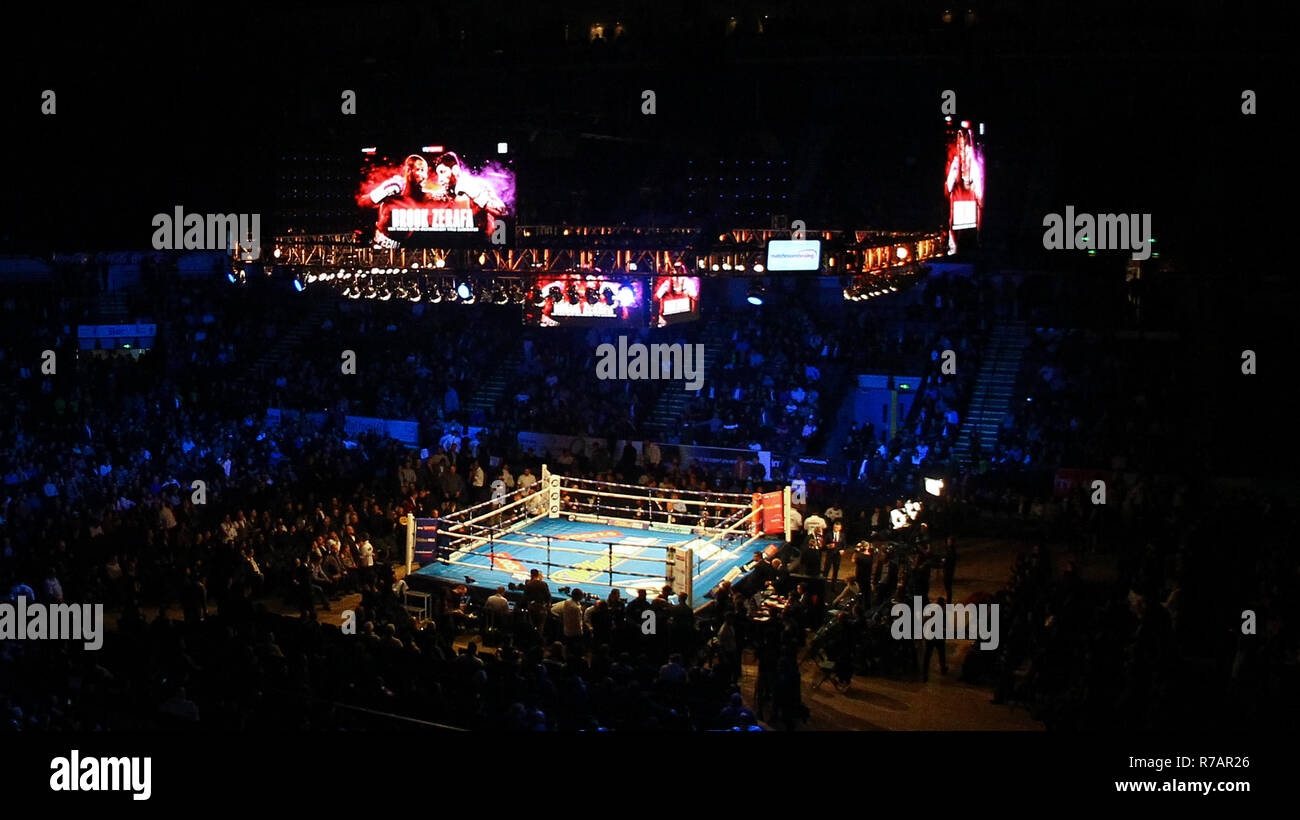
<box><xmin>406</xmin><ymin>466</ymin><xmax>790</xmax><ymax>607</ymax></box>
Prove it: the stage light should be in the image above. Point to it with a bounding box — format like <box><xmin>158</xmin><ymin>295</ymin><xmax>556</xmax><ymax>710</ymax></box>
<box><xmin>697</xmin><ymin>259</ymin><xmax>706</xmax><ymax>269</ymax></box>
<box><xmin>722</xmin><ymin>263</ymin><xmax>732</xmax><ymax>271</ymax></box>
<box><xmin>497</xmin><ymin>142</ymin><xmax>508</xmax><ymax>153</ymax></box>
<box><xmin>456</xmin><ymin>282</ymin><xmax>472</xmax><ymax>300</ymax></box>
<box><xmin>746</xmin><ymin>284</ymin><xmax>765</xmax><ymax>306</ymax></box>
<box><xmin>754</xmin><ymin>263</ymin><xmax>764</xmax><ymax>273</ymax></box>
<box><xmin>293</xmin><ymin>277</ymin><xmax>305</xmax><ymax>292</ymax></box>
<box><xmin>272</xmin><ymin>248</ymin><xmax>281</xmax><ymax>259</ymax></box>
<box><xmin>435</xmin><ymin>258</ymin><xmax>446</xmax><ymax>268</ymax></box>
<box><xmin>711</xmin><ymin>264</ymin><xmax>720</xmax><ymax>271</ymax></box>
<box><xmin>226</xmin><ymin>272</ymin><xmax>238</xmax><ymax>283</ymax></box>
<box><xmin>478</xmin><ymin>253</ymin><xmax>487</xmax><ymax>265</ymax></box>
<box><xmin>736</xmin><ymin>264</ymin><xmax>746</xmax><ymax>271</ymax></box>
<box><xmin>617</xmin><ymin>285</ymin><xmax>636</xmax><ymax>307</ymax></box>
<box><xmin>896</xmin><ymin>247</ymin><xmax>909</xmax><ymax>260</ymax></box>
<box><xmin>371</xmin><ymin>267</ymin><xmax>380</xmax><ymax>274</ymax></box>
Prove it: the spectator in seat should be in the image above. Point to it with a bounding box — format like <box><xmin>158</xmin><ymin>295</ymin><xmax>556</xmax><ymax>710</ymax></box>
<box><xmin>42</xmin><ymin>568</ymin><xmax>63</xmax><ymax>604</ymax></box>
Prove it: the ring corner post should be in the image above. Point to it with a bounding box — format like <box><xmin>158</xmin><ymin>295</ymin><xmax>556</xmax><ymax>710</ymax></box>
<box><xmin>681</xmin><ymin>548</ymin><xmax>693</xmax><ymax>606</ymax></box>
<box><xmin>405</xmin><ymin>514</ymin><xmax>415</xmax><ymax>576</ymax></box>
<box><xmin>783</xmin><ymin>485</ymin><xmax>793</xmax><ymax>543</ymax></box>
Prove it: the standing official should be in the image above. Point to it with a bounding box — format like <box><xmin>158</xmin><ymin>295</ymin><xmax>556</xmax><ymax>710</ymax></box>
<box><xmin>823</xmin><ymin>520</ymin><xmax>846</xmax><ymax>582</ymax></box>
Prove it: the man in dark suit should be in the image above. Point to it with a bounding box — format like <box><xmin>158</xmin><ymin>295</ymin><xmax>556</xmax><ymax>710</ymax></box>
<box><xmin>923</xmin><ymin>597</ymin><xmax>950</xmax><ymax>681</ymax></box>
<box><xmin>942</xmin><ymin>537</ymin><xmax>958</xmax><ymax>601</ymax></box>
<box><xmin>823</xmin><ymin>521</ymin><xmax>846</xmax><ymax>582</ymax></box>
<box><xmin>803</xmin><ymin>532</ymin><xmax>824</xmax><ymax>577</ymax></box>
<box><xmin>854</xmin><ymin>542</ymin><xmax>875</xmax><ymax>607</ymax></box>
<box><xmin>523</xmin><ymin>568</ymin><xmax>551</xmax><ymax>629</ymax></box>
<box><xmin>743</xmin><ymin>551</ymin><xmax>774</xmax><ymax>594</ymax></box>
<box><xmin>771</xmin><ymin>558</ymin><xmax>792</xmax><ymax>596</ymax></box>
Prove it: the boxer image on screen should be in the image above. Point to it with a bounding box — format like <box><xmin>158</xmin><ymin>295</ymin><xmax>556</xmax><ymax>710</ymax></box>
<box><xmin>434</xmin><ymin>152</ymin><xmax>507</xmax><ymax>239</ymax></box>
<box><xmin>945</xmin><ymin>127</ymin><xmax>983</xmax><ymax>232</ymax></box>
<box><xmin>370</xmin><ymin>154</ymin><xmax>432</xmax><ymax>248</ymax></box>
<box><xmin>654</xmin><ymin>274</ymin><xmax>698</xmax><ymax>326</ymax></box>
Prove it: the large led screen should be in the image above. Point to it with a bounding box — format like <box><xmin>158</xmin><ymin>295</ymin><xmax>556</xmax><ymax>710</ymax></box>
<box><xmin>358</xmin><ymin>147</ymin><xmax>515</xmax><ymax>248</ymax></box>
<box><xmin>765</xmin><ymin>239</ymin><xmax>822</xmax><ymax>271</ymax></box>
<box><xmin>945</xmin><ymin>122</ymin><xmax>984</xmax><ymax>233</ymax></box>
<box><xmin>523</xmin><ymin>274</ymin><xmax>646</xmax><ymax>327</ymax></box>
<box><xmin>650</xmin><ymin>275</ymin><xmax>700</xmax><ymax>326</ymax></box>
